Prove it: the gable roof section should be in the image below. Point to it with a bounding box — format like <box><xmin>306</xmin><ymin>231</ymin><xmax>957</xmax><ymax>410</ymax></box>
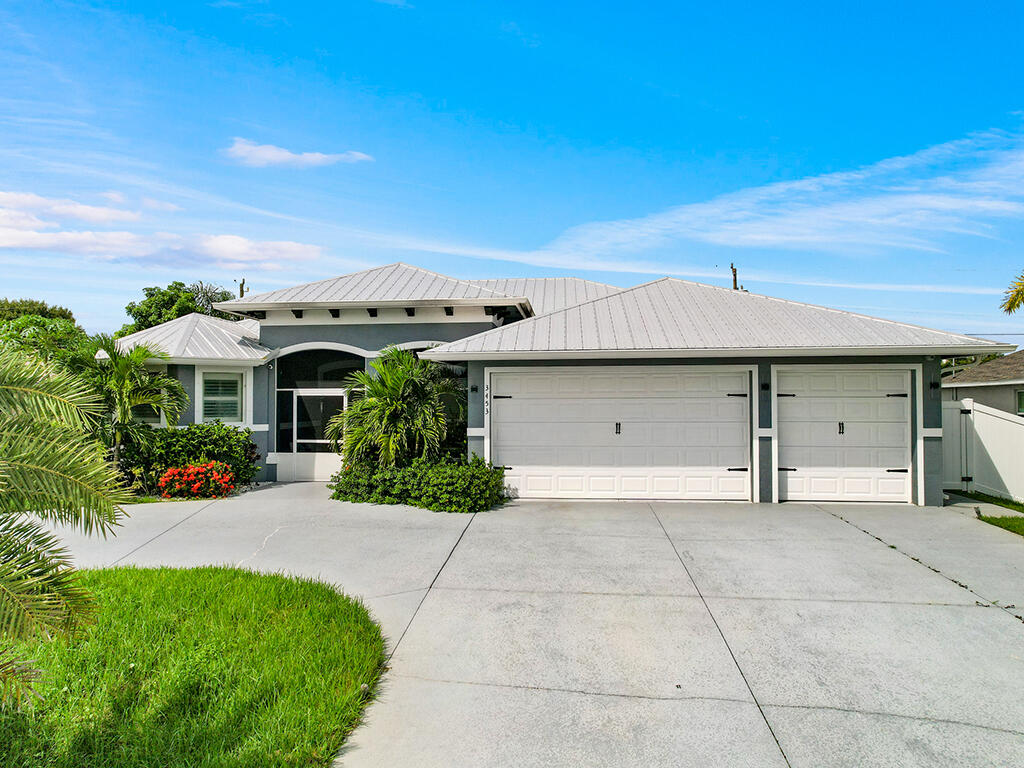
<box><xmin>467</xmin><ymin>277</ymin><xmax>622</xmax><ymax>315</ymax></box>
<box><xmin>421</xmin><ymin>278</ymin><xmax>1013</xmax><ymax>360</ymax></box>
<box><xmin>114</xmin><ymin>313</ymin><xmax>271</xmax><ymax>363</ymax></box>
<box><xmin>943</xmin><ymin>349</ymin><xmax>1024</xmax><ymax>386</ymax></box>
<box><xmin>215</xmin><ymin>263</ymin><xmax>532</xmax><ymax>314</ymax></box>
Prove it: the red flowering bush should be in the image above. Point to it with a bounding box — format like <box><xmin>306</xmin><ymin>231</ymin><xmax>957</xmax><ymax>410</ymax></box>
<box><xmin>158</xmin><ymin>460</ymin><xmax>236</xmax><ymax>499</ymax></box>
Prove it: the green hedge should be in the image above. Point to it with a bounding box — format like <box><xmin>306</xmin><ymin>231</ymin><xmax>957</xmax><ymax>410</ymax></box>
<box><xmin>328</xmin><ymin>456</ymin><xmax>506</xmax><ymax>514</ymax></box>
<box><xmin>120</xmin><ymin>422</ymin><xmax>260</xmax><ymax>494</ymax></box>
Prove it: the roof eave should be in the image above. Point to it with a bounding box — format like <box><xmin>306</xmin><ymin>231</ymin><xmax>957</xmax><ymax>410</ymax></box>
<box><xmin>421</xmin><ymin>343</ymin><xmax>1018</xmax><ymax>362</ymax></box>
<box><xmin>213</xmin><ymin>296</ymin><xmax>534</xmax><ymax>314</ymax></box>
<box><xmin>942</xmin><ymin>377</ymin><xmax>1024</xmax><ymax>388</ymax></box>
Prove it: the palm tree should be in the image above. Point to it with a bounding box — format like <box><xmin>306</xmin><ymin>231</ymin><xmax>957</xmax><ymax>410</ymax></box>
<box><xmin>1001</xmin><ymin>271</ymin><xmax>1024</xmax><ymax>314</ymax></box>
<box><xmin>71</xmin><ymin>335</ymin><xmax>188</xmax><ymax>465</ymax></box>
<box><xmin>0</xmin><ymin>347</ymin><xmax>128</xmax><ymax>704</ymax></box>
<box><xmin>325</xmin><ymin>347</ymin><xmax>464</xmax><ymax>467</ymax></box>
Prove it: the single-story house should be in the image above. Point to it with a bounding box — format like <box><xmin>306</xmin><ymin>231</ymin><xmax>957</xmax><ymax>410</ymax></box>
<box><xmin>941</xmin><ymin>349</ymin><xmax>1024</xmax><ymax>416</ymax></box>
<box><xmin>116</xmin><ymin>262</ymin><xmax>1012</xmax><ymax>505</ymax></box>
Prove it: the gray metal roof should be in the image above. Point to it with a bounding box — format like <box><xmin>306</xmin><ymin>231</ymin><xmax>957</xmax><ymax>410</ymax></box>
<box><xmin>421</xmin><ymin>278</ymin><xmax>1014</xmax><ymax>359</ymax></box>
<box><xmin>467</xmin><ymin>277</ymin><xmax>621</xmax><ymax>315</ymax></box>
<box><xmin>216</xmin><ymin>263</ymin><xmax>531</xmax><ymax>313</ymax></box>
<box><xmin>115</xmin><ymin>313</ymin><xmax>271</xmax><ymax>362</ymax></box>
<box><xmin>943</xmin><ymin>349</ymin><xmax>1024</xmax><ymax>385</ymax></box>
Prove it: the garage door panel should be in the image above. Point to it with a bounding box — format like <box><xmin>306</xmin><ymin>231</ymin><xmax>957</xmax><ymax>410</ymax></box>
<box><xmin>777</xmin><ymin>399</ymin><xmax>908</xmax><ymax>422</ymax></box>
<box><xmin>491</xmin><ymin>369</ymin><xmax>752</xmax><ymax>500</ymax></box>
<box><xmin>780</xmin><ymin>446</ymin><xmax>908</xmax><ymax>469</ymax></box>
<box><xmin>777</xmin><ymin>370</ymin><xmax>909</xmax><ymax>397</ymax></box>
<box><xmin>777</xmin><ymin>368</ymin><xmax>912</xmax><ymax>502</ymax></box>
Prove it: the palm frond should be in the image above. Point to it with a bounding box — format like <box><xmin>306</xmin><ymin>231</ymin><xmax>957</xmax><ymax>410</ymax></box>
<box><xmin>0</xmin><ymin>643</ymin><xmax>42</xmax><ymax>707</ymax></box>
<box><xmin>0</xmin><ymin>514</ymin><xmax>96</xmax><ymax>641</ymax></box>
<box><xmin>1002</xmin><ymin>271</ymin><xmax>1024</xmax><ymax>314</ymax></box>
<box><xmin>0</xmin><ymin>414</ymin><xmax>128</xmax><ymax>534</ymax></box>
<box><xmin>0</xmin><ymin>348</ymin><xmax>104</xmax><ymax>428</ymax></box>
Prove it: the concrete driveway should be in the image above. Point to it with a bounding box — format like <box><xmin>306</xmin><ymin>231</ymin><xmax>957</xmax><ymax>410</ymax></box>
<box><xmin>60</xmin><ymin>485</ymin><xmax>1024</xmax><ymax>767</ymax></box>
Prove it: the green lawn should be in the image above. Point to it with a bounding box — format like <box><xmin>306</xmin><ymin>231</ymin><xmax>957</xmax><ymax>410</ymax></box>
<box><xmin>953</xmin><ymin>490</ymin><xmax>1024</xmax><ymax>538</ymax></box>
<box><xmin>0</xmin><ymin>567</ymin><xmax>386</xmax><ymax>768</ymax></box>
<box><xmin>980</xmin><ymin>515</ymin><xmax>1024</xmax><ymax>537</ymax></box>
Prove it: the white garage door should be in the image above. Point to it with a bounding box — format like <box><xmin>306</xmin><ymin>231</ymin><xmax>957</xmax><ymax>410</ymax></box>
<box><xmin>776</xmin><ymin>369</ymin><xmax>912</xmax><ymax>502</ymax></box>
<box><xmin>488</xmin><ymin>368</ymin><xmax>752</xmax><ymax>500</ymax></box>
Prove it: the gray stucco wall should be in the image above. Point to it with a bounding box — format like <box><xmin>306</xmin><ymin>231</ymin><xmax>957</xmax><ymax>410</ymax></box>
<box><xmin>942</xmin><ymin>383</ymin><xmax>1019</xmax><ymax>415</ymax></box>
<box><xmin>257</xmin><ymin>322</ymin><xmax>494</xmax><ymax>353</ymax></box>
<box><xmin>167</xmin><ymin>364</ymin><xmax>195</xmax><ymax>424</ymax></box>
<box><xmin>466</xmin><ymin>355</ymin><xmax>944</xmax><ymax>506</ymax></box>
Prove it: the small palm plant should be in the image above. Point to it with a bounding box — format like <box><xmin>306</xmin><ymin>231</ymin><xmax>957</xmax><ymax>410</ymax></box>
<box><xmin>1003</xmin><ymin>271</ymin><xmax>1024</xmax><ymax>314</ymax></box>
<box><xmin>72</xmin><ymin>335</ymin><xmax>188</xmax><ymax>465</ymax></box>
<box><xmin>325</xmin><ymin>347</ymin><xmax>464</xmax><ymax>467</ymax></box>
<box><xmin>0</xmin><ymin>347</ymin><xmax>129</xmax><ymax>705</ymax></box>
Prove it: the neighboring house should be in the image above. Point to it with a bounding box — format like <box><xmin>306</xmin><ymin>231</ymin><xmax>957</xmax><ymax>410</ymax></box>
<box><xmin>117</xmin><ymin>262</ymin><xmax>1011</xmax><ymax>506</ymax></box>
<box><xmin>941</xmin><ymin>350</ymin><xmax>1024</xmax><ymax>415</ymax></box>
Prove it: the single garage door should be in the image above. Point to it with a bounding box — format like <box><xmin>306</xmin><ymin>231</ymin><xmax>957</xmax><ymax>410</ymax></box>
<box><xmin>489</xmin><ymin>368</ymin><xmax>752</xmax><ymax>500</ymax></box>
<box><xmin>776</xmin><ymin>368</ymin><xmax>912</xmax><ymax>502</ymax></box>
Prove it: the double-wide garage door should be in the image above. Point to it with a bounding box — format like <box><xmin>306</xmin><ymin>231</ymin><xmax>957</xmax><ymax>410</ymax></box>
<box><xmin>489</xmin><ymin>368</ymin><xmax>752</xmax><ymax>500</ymax></box>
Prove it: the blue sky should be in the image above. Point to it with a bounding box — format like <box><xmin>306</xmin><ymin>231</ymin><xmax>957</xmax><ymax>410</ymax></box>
<box><xmin>2</xmin><ymin>1</ymin><xmax>1024</xmax><ymax>342</ymax></box>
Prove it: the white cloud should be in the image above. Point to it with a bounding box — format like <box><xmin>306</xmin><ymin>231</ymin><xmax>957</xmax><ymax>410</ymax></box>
<box><xmin>536</xmin><ymin>131</ymin><xmax>1024</xmax><ymax>261</ymax></box>
<box><xmin>223</xmin><ymin>137</ymin><xmax>373</xmax><ymax>168</ymax></box>
<box><xmin>0</xmin><ymin>223</ymin><xmax>320</xmax><ymax>271</ymax></box>
<box><xmin>0</xmin><ymin>190</ymin><xmax>139</xmax><ymax>223</ymax></box>
<box><xmin>141</xmin><ymin>197</ymin><xmax>183</xmax><ymax>212</ymax></box>
<box><xmin>195</xmin><ymin>234</ymin><xmax>320</xmax><ymax>266</ymax></box>
<box><xmin>100</xmin><ymin>190</ymin><xmax>125</xmax><ymax>203</ymax></box>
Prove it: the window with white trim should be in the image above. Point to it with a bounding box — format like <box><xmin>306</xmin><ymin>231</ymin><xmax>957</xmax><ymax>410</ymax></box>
<box><xmin>1016</xmin><ymin>390</ymin><xmax>1024</xmax><ymax>416</ymax></box>
<box><xmin>202</xmin><ymin>372</ymin><xmax>243</xmax><ymax>422</ymax></box>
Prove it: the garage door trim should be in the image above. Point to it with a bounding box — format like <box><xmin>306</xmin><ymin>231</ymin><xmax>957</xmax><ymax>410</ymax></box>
<box><xmin>483</xmin><ymin>364</ymin><xmax>760</xmax><ymax>502</ymax></box>
<box><xmin>769</xmin><ymin>363</ymin><xmax>924</xmax><ymax>505</ymax></box>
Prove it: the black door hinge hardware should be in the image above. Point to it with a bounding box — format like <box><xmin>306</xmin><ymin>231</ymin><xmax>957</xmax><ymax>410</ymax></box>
<box><xmin>886</xmin><ymin>468</ymin><xmax>909</xmax><ymax>473</ymax></box>
<box><xmin>726</xmin><ymin>393</ymin><xmax>748</xmax><ymax>397</ymax></box>
<box><xmin>726</xmin><ymin>467</ymin><xmax>748</xmax><ymax>472</ymax></box>
<box><xmin>960</xmin><ymin>408</ymin><xmax>972</xmax><ymax>414</ymax></box>
<box><xmin>961</xmin><ymin>475</ymin><xmax>973</xmax><ymax>482</ymax></box>
<box><xmin>492</xmin><ymin>395</ymin><xmax>513</xmax><ymax>399</ymax></box>
<box><xmin>614</xmin><ymin>422</ymin><xmax>621</xmax><ymax>434</ymax></box>
<box><xmin>777</xmin><ymin>393</ymin><xmax>796</xmax><ymax>397</ymax></box>
<box><xmin>838</xmin><ymin>421</ymin><xmax>845</xmax><ymax>435</ymax></box>
<box><xmin>886</xmin><ymin>393</ymin><xmax>909</xmax><ymax>398</ymax></box>
<box><xmin>778</xmin><ymin>467</ymin><xmax>797</xmax><ymax>471</ymax></box>
<box><xmin>501</xmin><ymin>466</ymin><xmax>512</xmax><ymax>470</ymax></box>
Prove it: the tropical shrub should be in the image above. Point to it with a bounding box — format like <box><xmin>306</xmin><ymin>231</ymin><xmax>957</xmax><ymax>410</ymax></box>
<box><xmin>67</xmin><ymin>335</ymin><xmax>187</xmax><ymax>466</ymax></box>
<box><xmin>158</xmin><ymin>461</ymin><xmax>235</xmax><ymax>499</ymax></box>
<box><xmin>328</xmin><ymin>456</ymin><xmax>505</xmax><ymax>514</ymax></box>
<box><xmin>0</xmin><ymin>347</ymin><xmax>128</xmax><ymax>704</ymax></box>
<box><xmin>119</xmin><ymin>422</ymin><xmax>260</xmax><ymax>494</ymax></box>
<box><xmin>325</xmin><ymin>346</ymin><xmax>465</xmax><ymax>468</ymax></box>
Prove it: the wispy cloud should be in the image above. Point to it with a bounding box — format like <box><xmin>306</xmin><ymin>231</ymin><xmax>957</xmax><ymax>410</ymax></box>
<box><xmin>141</xmin><ymin>197</ymin><xmax>182</xmax><ymax>212</ymax></box>
<box><xmin>0</xmin><ymin>187</ymin><xmax>320</xmax><ymax>270</ymax></box>
<box><xmin>536</xmin><ymin>130</ymin><xmax>1024</xmax><ymax>261</ymax></box>
<box><xmin>223</xmin><ymin>137</ymin><xmax>373</xmax><ymax>168</ymax></box>
<box><xmin>0</xmin><ymin>190</ymin><xmax>139</xmax><ymax>223</ymax></box>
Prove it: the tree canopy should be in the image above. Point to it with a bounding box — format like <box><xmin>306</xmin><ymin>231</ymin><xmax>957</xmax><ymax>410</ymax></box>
<box><xmin>117</xmin><ymin>281</ymin><xmax>237</xmax><ymax>337</ymax></box>
<box><xmin>0</xmin><ymin>298</ymin><xmax>75</xmax><ymax>324</ymax></box>
<box><xmin>0</xmin><ymin>315</ymin><xmax>89</xmax><ymax>364</ymax></box>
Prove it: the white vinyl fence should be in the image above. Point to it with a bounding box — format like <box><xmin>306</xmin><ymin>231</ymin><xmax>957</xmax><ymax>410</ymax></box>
<box><xmin>943</xmin><ymin>398</ymin><xmax>1024</xmax><ymax>502</ymax></box>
